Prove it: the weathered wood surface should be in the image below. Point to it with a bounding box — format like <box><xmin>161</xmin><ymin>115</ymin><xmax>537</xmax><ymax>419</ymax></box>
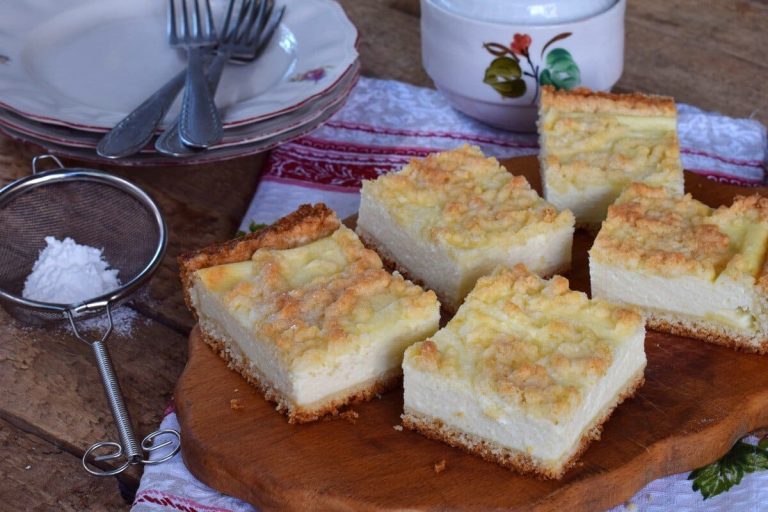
<box><xmin>174</xmin><ymin>157</ymin><xmax>768</xmax><ymax>512</ymax></box>
<box><xmin>0</xmin><ymin>418</ymin><xmax>125</xmax><ymax>511</ymax></box>
<box><xmin>0</xmin><ymin>0</ymin><xmax>765</xmax><ymax>509</ymax></box>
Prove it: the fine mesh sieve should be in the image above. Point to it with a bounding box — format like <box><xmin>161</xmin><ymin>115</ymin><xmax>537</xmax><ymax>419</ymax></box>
<box><xmin>0</xmin><ymin>155</ymin><xmax>180</xmax><ymax>476</ymax></box>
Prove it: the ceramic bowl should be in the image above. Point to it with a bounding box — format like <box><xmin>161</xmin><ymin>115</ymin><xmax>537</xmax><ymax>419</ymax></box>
<box><xmin>421</xmin><ymin>0</ymin><xmax>626</xmax><ymax>132</ymax></box>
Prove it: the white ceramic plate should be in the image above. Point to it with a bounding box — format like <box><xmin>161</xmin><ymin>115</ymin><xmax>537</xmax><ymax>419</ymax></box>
<box><xmin>0</xmin><ymin>71</ymin><xmax>357</xmax><ymax>166</ymax></box>
<box><xmin>0</xmin><ymin>61</ymin><xmax>359</xmax><ymax>151</ymax></box>
<box><xmin>0</xmin><ymin>0</ymin><xmax>358</xmax><ymax>131</ymax></box>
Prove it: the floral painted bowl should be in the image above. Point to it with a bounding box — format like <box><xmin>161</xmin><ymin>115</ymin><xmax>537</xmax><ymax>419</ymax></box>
<box><xmin>421</xmin><ymin>0</ymin><xmax>626</xmax><ymax>132</ymax></box>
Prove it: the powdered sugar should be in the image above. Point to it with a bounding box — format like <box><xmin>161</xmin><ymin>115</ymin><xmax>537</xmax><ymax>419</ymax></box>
<box><xmin>22</xmin><ymin>236</ymin><xmax>120</xmax><ymax>304</ymax></box>
<box><xmin>20</xmin><ymin>236</ymin><xmax>146</xmax><ymax>337</ymax></box>
<box><xmin>66</xmin><ymin>304</ymin><xmax>147</xmax><ymax>339</ymax></box>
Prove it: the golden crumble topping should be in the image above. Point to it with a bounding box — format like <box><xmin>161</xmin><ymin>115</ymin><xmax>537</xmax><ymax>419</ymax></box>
<box><xmin>360</xmin><ymin>145</ymin><xmax>573</xmax><ymax>251</ymax></box>
<box><xmin>195</xmin><ymin>225</ymin><xmax>439</xmax><ymax>368</ymax></box>
<box><xmin>591</xmin><ymin>184</ymin><xmax>768</xmax><ymax>281</ymax></box>
<box><xmin>405</xmin><ymin>265</ymin><xmax>643</xmax><ymax>421</ymax></box>
<box><xmin>538</xmin><ymin>86</ymin><xmax>683</xmax><ymax>194</ymax></box>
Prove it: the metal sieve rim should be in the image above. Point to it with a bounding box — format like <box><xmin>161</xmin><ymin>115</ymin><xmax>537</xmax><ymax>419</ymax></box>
<box><xmin>0</xmin><ymin>168</ymin><xmax>168</xmax><ymax>315</ymax></box>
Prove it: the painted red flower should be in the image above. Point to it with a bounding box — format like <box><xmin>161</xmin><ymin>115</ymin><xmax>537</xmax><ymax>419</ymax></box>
<box><xmin>510</xmin><ymin>33</ymin><xmax>531</xmax><ymax>56</ymax></box>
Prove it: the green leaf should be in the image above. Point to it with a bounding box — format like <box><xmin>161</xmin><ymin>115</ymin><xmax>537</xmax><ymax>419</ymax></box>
<box><xmin>483</xmin><ymin>57</ymin><xmax>526</xmax><ymax>98</ymax></box>
<box><xmin>248</xmin><ymin>221</ymin><xmax>267</xmax><ymax>232</ymax></box>
<box><xmin>539</xmin><ymin>69</ymin><xmax>553</xmax><ymax>86</ymax></box>
<box><xmin>484</xmin><ymin>57</ymin><xmax>522</xmax><ymax>80</ymax></box>
<box><xmin>689</xmin><ymin>440</ymin><xmax>768</xmax><ymax>500</ymax></box>
<box><xmin>236</xmin><ymin>221</ymin><xmax>268</xmax><ymax>238</ymax></box>
<box><xmin>540</xmin><ymin>48</ymin><xmax>580</xmax><ymax>90</ymax></box>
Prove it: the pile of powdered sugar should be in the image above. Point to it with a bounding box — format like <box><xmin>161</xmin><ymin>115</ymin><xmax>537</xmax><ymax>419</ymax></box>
<box><xmin>23</xmin><ymin>236</ymin><xmax>120</xmax><ymax>304</ymax></box>
<box><xmin>22</xmin><ymin>236</ymin><xmax>144</xmax><ymax>337</ymax></box>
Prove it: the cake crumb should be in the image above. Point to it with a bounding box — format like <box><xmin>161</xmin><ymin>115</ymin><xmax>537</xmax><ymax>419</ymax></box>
<box><xmin>340</xmin><ymin>409</ymin><xmax>359</xmax><ymax>424</ymax></box>
<box><xmin>230</xmin><ymin>398</ymin><xmax>244</xmax><ymax>410</ymax></box>
<box><xmin>393</xmin><ymin>425</ymin><xmax>403</xmax><ymax>432</ymax></box>
<box><xmin>625</xmin><ymin>502</ymin><xmax>637</xmax><ymax>511</ymax></box>
<box><xmin>433</xmin><ymin>459</ymin><xmax>447</xmax><ymax>474</ymax></box>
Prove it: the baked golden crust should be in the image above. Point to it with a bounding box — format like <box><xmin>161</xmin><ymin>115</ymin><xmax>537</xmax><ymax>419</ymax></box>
<box><xmin>644</xmin><ymin>311</ymin><xmax>768</xmax><ymax>355</ymax></box>
<box><xmin>194</xmin><ymin>224</ymin><xmax>437</xmax><ymax>366</ymax></box>
<box><xmin>360</xmin><ymin>145</ymin><xmax>573</xmax><ymax>251</ymax></box>
<box><xmin>592</xmin><ymin>183</ymin><xmax>768</xmax><ymax>280</ymax></box>
<box><xmin>540</xmin><ymin>86</ymin><xmax>676</xmax><ymax>116</ymax></box>
<box><xmin>181</xmin><ymin>203</ymin><xmax>440</xmax><ymax>422</ymax></box>
<box><xmin>179</xmin><ymin>203</ymin><xmax>340</xmax><ymax>317</ymax></box>
<box><xmin>199</xmin><ymin>328</ymin><xmax>402</xmax><ymax>423</ymax></box>
<box><xmin>406</xmin><ymin>264</ymin><xmax>644</xmax><ymax>422</ymax></box>
<box><xmin>538</xmin><ymin>86</ymin><xmax>684</xmax><ymax>223</ymax></box>
<box><xmin>402</xmin><ymin>367</ymin><xmax>645</xmax><ymax>479</ymax></box>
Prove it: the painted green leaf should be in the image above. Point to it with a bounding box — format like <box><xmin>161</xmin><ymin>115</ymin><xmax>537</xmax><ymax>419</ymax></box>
<box><xmin>539</xmin><ymin>69</ymin><xmax>553</xmax><ymax>86</ymax></box>
<box><xmin>483</xmin><ymin>57</ymin><xmax>526</xmax><ymax>98</ymax></box>
<box><xmin>539</xmin><ymin>48</ymin><xmax>580</xmax><ymax>90</ymax></box>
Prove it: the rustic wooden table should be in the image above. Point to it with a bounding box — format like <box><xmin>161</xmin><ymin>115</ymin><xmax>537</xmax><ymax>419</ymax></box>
<box><xmin>0</xmin><ymin>1</ymin><xmax>765</xmax><ymax>510</ymax></box>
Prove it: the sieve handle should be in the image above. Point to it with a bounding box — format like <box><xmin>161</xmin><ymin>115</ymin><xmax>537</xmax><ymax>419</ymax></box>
<box><xmin>91</xmin><ymin>340</ymin><xmax>143</xmax><ymax>463</ymax></box>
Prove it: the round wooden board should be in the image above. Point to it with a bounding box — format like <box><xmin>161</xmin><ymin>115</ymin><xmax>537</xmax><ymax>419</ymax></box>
<box><xmin>176</xmin><ymin>157</ymin><xmax>768</xmax><ymax>511</ymax></box>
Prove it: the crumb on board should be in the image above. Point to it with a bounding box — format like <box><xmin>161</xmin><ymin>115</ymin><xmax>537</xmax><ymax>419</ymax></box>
<box><xmin>433</xmin><ymin>459</ymin><xmax>447</xmax><ymax>474</ymax></box>
<box><xmin>230</xmin><ymin>398</ymin><xmax>245</xmax><ymax>410</ymax></box>
<box><xmin>393</xmin><ymin>425</ymin><xmax>403</xmax><ymax>432</ymax></box>
<box><xmin>340</xmin><ymin>409</ymin><xmax>359</xmax><ymax>424</ymax></box>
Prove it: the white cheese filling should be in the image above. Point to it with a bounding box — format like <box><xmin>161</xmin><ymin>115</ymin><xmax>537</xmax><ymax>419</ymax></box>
<box><xmin>590</xmin><ymin>261</ymin><xmax>758</xmax><ymax>331</ymax></box>
<box><xmin>543</xmin><ymin>180</ymin><xmax>619</xmax><ymax>226</ymax></box>
<box><xmin>403</xmin><ymin>326</ymin><xmax>646</xmax><ymax>465</ymax></box>
<box><xmin>358</xmin><ymin>195</ymin><xmax>572</xmax><ymax>309</ymax></box>
<box><xmin>192</xmin><ymin>279</ymin><xmax>439</xmax><ymax>407</ymax></box>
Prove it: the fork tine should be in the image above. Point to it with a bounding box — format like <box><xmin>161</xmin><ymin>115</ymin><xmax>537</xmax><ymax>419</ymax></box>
<box><xmin>241</xmin><ymin>0</ymin><xmax>266</xmax><ymax>44</ymax></box>
<box><xmin>167</xmin><ymin>0</ymin><xmax>177</xmax><ymax>43</ymax></box>
<box><xmin>192</xmin><ymin>0</ymin><xmax>202</xmax><ymax>39</ymax></box>
<box><xmin>219</xmin><ymin>0</ymin><xmax>237</xmax><ymax>43</ymax></box>
<box><xmin>254</xmin><ymin>5</ymin><xmax>284</xmax><ymax>54</ymax></box>
<box><xmin>180</xmin><ymin>0</ymin><xmax>190</xmax><ymax>40</ymax></box>
<box><xmin>246</xmin><ymin>1</ymin><xmax>273</xmax><ymax>46</ymax></box>
<box><xmin>231</xmin><ymin>0</ymin><xmax>253</xmax><ymax>43</ymax></box>
<box><xmin>204</xmin><ymin>0</ymin><xmax>216</xmax><ymax>38</ymax></box>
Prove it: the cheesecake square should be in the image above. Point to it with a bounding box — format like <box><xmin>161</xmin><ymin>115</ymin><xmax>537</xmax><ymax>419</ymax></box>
<box><xmin>180</xmin><ymin>204</ymin><xmax>440</xmax><ymax>423</ymax></box>
<box><xmin>357</xmin><ymin>145</ymin><xmax>575</xmax><ymax>313</ymax></box>
<box><xmin>590</xmin><ymin>183</ymin><xmax>768</xmax><ymax>354</ymax></box>
<box><xmin>538</xmin><ymin>86</ymin><xmax>684</xmax><ymax>228</ymax></box>
<box><xmin>402</xmin><ymin>265</ymin><xmax>646</xmax><ymax>479</ymax></box>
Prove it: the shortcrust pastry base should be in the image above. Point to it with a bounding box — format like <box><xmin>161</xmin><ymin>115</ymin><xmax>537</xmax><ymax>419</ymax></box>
<box><xmin>401</xmin><ymin>366</ymin><xmax>646</xmax><ymax>479</ymax></box>
<box><xmin>645</xmin><ymin>310</ymin><xmax>768</xmax><ymax>355</ymax></box>
<box><xmin>198</xmin><ymin>328</ymin><xmax>402</xmax><ymax>424</ymax></box>
<box><xmin>357</xmin><ymin>227</ymin><xmax>571</xmax><ymax>316</ymax></box>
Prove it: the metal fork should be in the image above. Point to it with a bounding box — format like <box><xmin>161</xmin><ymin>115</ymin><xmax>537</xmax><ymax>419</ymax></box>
<box><xmin>173</xmin><ymin>0</ymin><xmax>221</xmax><ymax>149</ymax></box>
<box><xmin>97</xmin><ymin>0</ymin><xmax>234</xmax><ymax>159</ymax></box>
<box><xmin>155</xmin><ymin>1</ymin><xmax>285</xmax><ymax>156</ymax></box>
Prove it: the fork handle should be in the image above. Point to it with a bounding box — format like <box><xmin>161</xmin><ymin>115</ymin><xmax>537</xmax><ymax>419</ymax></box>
<box><xmin>96</xmin><ymin>70</ymin><xmax>187</xmax><ymax>159</ymax></box>
<box><xmin>155</xmin><ymin>51</ymin><xmax>230</xmax><ymax>157</ymax></box>
<box><xmin>179</xmin><ymin>46</ymin><xmax>223</xmax><ymax>148</ymax></box>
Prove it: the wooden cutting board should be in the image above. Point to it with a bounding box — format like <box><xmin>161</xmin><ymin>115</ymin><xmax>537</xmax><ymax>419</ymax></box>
<box><xmin>175</xmin><ymin>156</ymin><xmax>768</xmax><ymax>511</ymax></box>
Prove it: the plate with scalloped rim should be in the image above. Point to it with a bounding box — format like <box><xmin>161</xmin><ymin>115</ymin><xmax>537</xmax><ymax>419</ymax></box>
<box><xmin>0</xmin><ymin>60</ymin><xmax>359</xmax><ymax>152</ymax></box>
<box><xmin>0</xmin><ymin>68</ymin><xmax>357</xmax><ymax>166</ymax></box>
<box><xmin>0</xmin><ymin>0</ymin><xmax>358</xmax><ymax>131</ymax></box>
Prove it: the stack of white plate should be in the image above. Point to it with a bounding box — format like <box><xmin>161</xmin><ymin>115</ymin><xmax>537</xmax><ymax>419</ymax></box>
<box><xmin>0</xmin><ymin>0</ymin><xmax>359</xmax><ymax>166</ymax></box>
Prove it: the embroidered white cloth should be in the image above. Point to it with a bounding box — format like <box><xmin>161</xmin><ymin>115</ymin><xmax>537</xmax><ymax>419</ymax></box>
<box><xmin>132</xmin><ymin>77</ymin><xmax>768</xmax><ymax>512</ymax></box>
